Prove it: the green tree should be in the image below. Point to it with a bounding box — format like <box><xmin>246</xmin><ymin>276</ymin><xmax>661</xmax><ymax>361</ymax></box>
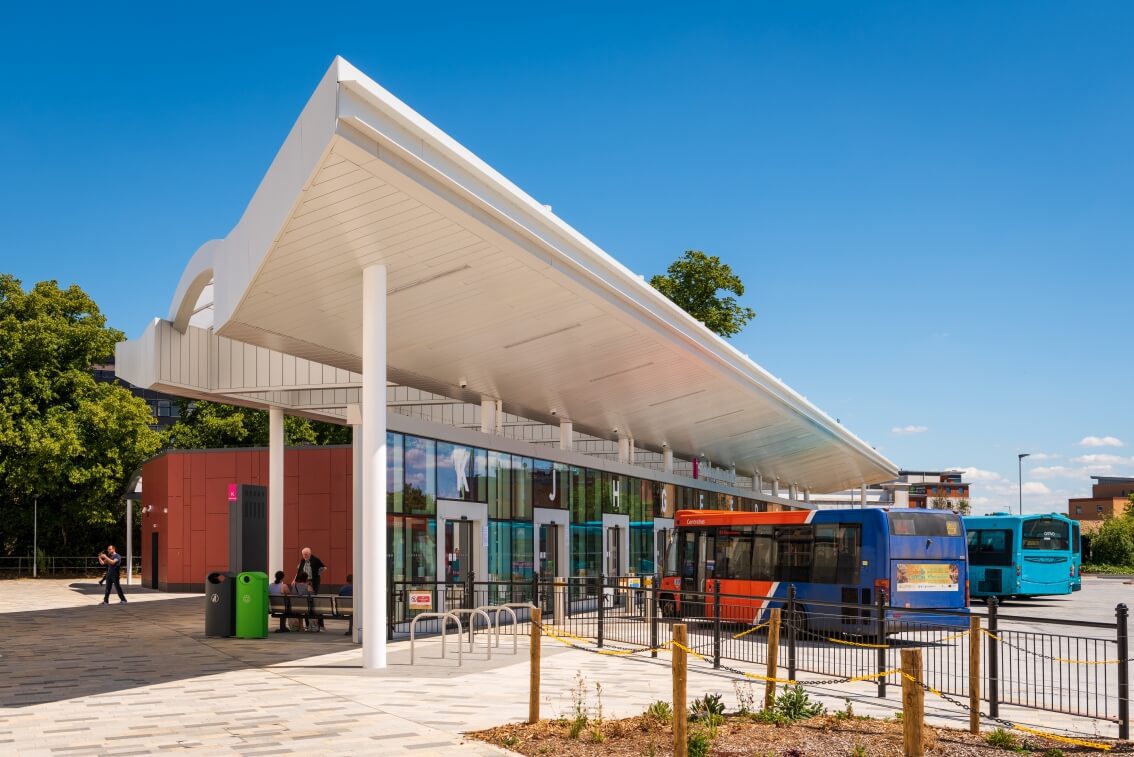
<box><xmin>649</xmin><ymin>250</ymin><xmax>756</xmax><ymax>338</ymax></box>
<box><xmin>165</xmin><ymin>399</ymin><xmax>351</xmax><ymax>449</ymax></box>
<box><xmin>0</xmin><ymin>275</ymin><xmax>163</xmax><ymax>555</ymax></box>
<box><xmin>1090</xmin><ymin>516</ymin><xmax>1134</xmax><ymax>566</ymax></box>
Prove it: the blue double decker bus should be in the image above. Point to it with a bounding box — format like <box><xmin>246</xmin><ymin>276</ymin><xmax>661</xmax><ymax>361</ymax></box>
<box><xmin>964</xmin><ymin>513</ymin><xmax>1079</xmax><ymax>600</ymax></box>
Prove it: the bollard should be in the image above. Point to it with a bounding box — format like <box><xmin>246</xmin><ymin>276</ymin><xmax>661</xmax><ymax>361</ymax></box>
<box><xmin>876</xmin><ymin>589</ymin><xmax>887</xmax><ymax>699</ymax></box>
<box><xmin>1118</xmin><ymin>603</ymin><xmax>1129</xmax><ymax>741</ymax></box>
<box><xmin>529</xmin><ymin>607</ymin><xmax>541</xmax><ymax>724</ymax></box>
<box><xmin>787</xmin><ymin>585</ymin><xmax>797</xmax><ymax>682</ymax></box>
<box><xmin>987</xmin><ymin>597</ymin><xmax>999</xmax><ymax>719</ymax></box>
<box><xmin>969</xmin><ymin>614</ymin><xmax>981</xmax><ymax>735</ymax></box>
<box><xmin>673</xmin><ymin>623</ymin><xmax>688</xmax><ymax>757</ymax></box>
<box><xmin>650</xmin><ymin>574</ymin><xmax>659</xmax><ymax>659</ymax></box>
<box><xmin>713</xmin><ymin>579</ymin><xmax>722</xmax><ymax>669</ymax></box>
<box><xmin>597</xmin><ymin>573</ymin><xmax>605</xmax><ymax>648</ymax></box>
<box><xmin>765</xmin><ymin>607</ymin><xmax>781</xmax><ymax>710</ymax></box>
<box><xmin>901</xmin><ymin>648</ymin><xmax>925</xmax><ymax>757</ymax></box>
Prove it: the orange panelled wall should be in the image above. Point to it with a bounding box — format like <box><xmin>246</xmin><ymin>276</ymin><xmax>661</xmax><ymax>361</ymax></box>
<box><xmin>140</xmin><ymin>447</ymin><xmax>354</xmax><ymax>592</ymax></box>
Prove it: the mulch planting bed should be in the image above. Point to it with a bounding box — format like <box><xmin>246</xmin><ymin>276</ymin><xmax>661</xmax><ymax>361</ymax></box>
<box><xmin>470</xmin><ymin>714</ymin><xmax>1130</xmax><ymax>756</ymax></box>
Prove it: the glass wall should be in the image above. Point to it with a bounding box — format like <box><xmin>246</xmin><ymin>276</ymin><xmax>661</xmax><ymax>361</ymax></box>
<box><xmin>437</xmin><ymin>442</ymin><xmax>486</xmax><ymax>502</ymax></box>
<box><xmin>402</xmin><ymin>435</ymin><xmax>436</xmax><ymax>515</ymax></box>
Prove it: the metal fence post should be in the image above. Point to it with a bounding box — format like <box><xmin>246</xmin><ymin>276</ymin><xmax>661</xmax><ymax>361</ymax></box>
<box><xmin>787</xmin><ymin>584</ymin><xmax>797</xmax><ymax>683</ymax></box>
<box><xmin>713</xmin><ymin>579</ymin><xmax>722</xmax><ymax>669</ymax></box>
<box><xmin>597</xmin><ymin>572</ymin><xmax>605</xmax><ymax>648</ymax></box>
<box><xmin>387</xmin><ymin>579</ymin><xmax>395</xmax><ymax>642</ymax></box>
<box><xmin>1118</xmin><ymin>603</ymin><xmax>1129</xmax><ymax>741</ymax></box>
<box><xmin>988</xmin><ymin>597</ymin><xmax>999</xmax><ymax>719</ymax></box>
<box><xmin>650</xmin><ymin>573</ymin><xmax>660</xmax><ymax>659</ymax></box>
<box><xmin>876</xmin><ymin>589</ymin><xmax>888</xmax><ymax>698</ymax></box>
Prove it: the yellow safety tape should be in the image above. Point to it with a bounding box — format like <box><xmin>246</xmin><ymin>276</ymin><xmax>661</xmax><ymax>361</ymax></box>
<box><xmin>845</xmin><ymin>667</ymin><xmax>904</xmax><ymax>684</ymax></box>
<box><xmin>824</xmin><ymin>636</ymin><xmax>891</xmax><ymax>649</ymax></box>
<box><xmin>1010</xmin><ymin>724</ymin><xmax>1113</xmax><ymax>751</ymax></box>
<box><xmin>669</xmin><ymin>640</ymin><xmax>711</xmax><ymax>662</ymax></box>
<box><xmin>731</xmin><ymin>620</ymin><xmax>771</xmax><ymax>640</ymax></box>
<box><xmin>980</xmin><ymin>629</ymin><xmax>1120</xmax><ymax>665</ymax></box>
<box><xmin>901</xmin><ymin>672</ymin><xmax>1113</xmax><ymax>751</ymax></box>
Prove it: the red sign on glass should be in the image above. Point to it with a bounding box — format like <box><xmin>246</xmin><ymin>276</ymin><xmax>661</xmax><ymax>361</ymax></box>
<box><xmin>227</xmin><ymin>483</ymin><xmax>237</xmax><ymax>502</ymax></box>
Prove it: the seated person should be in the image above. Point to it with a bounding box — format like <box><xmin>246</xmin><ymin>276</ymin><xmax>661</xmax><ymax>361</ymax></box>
<box><xmin>338</xmin><ymin>574</ymin><xmax>354</xmax><ymax>636</ymax></box>
<box><xmin>268</xmin><ymin>570</ymin><xmax>291</xmax><ymax>633</ymax></box>
<box><xmin>291</xmin><ymin>571</ymin><xmax>312</xmax><ymax>631</ymax></box>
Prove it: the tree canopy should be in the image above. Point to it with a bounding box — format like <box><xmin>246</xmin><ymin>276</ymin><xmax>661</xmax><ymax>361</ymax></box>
<box><xmin>649</xmin><ymin>250</ymin><xmax>756</xmax><ymax>338</ymax></box>
<box><xmin>0</xmin><ymin>275</ymin><xmax>163</xmax><ymax>555</ymax></box>
<box><xmin>165</xmin><ymin>399</ymin><xmax>352</xmax><ymax>449</ymax></box>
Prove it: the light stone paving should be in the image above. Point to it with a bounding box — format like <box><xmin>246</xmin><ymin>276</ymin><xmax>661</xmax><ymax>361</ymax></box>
<box><xmin>0</xmin><ymin>579</ymin><xmax>1120</xmax><ymax>756</ymax></box>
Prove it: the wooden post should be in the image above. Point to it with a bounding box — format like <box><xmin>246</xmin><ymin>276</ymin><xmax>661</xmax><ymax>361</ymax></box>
<box><xmin>901</xmin><ymin>648</ymin><xmax>925</xmax><ymax>757</ymax></box>
<box><xmin>528</xmin><ymin>607</ymin><xmax>541</xmax><ymax>724</ymax></box>
<box><xmin>765</xmin><ymin>608</ymin><xmax>781</xmax><ymax>710</ymax></box>
<box><xmin>673</xmin><ymin>623</ymin><xmax>688</xmax><ymax>757</ymax></box>
<box><xmin>969</xmin><ymin>614</ymin><xmax>981</xmax><ymax>735</ymax></box>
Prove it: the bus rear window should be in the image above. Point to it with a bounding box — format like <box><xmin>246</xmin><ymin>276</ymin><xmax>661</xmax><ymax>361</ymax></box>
<box><xmin>968</xmin><ymin>529</ymin><xmax>1013</xmax><ymax>566</ymax></box>
<box><xmin>888</xmin><ymin>512</ymin><xmax>961</xmax><ymax>537</ymax></box>
<box><xmin>1022</xmin><ymin>518</ymin><xmax>1069</xmax><ymax>551</ymax></box>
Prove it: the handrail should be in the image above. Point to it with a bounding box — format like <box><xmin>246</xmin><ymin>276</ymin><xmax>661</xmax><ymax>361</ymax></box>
<box><xmin>409</xmin><ymin>612</ymin><xmax>463</xmax><ymax>666</ymax></box>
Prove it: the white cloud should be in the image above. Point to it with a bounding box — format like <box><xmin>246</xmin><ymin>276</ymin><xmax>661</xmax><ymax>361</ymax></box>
<box><xmin>1080</xmin><ymin>436</ymin><xmax>1124</xmax><ymax>448</ymax></box>
<box><xmin>1028</xmin><ymin>452</ymin><xmax>1060</xmax><ymax>461</ymax></box>
<box><xmin>953</xmin><ymin>467</ymin><xmax>1004</xmax><ymax>482</ymax></box>
<box><xmin>1031</xmin><ymin>465</ymin><xmax>1079</xmax><ymax>480</ymax></box>
<box><xmin>891</xmin><ymin>425</ymin><xmax>928</xmax><ymax>436</ymax></box>
<box><xmin>1021</xmin><ymin>482</ymin><xmax>1051</xmax><ymax>495</ymax></box>
<box><xmin>1073</xmin><ymin>454</ymin><xmax>1131</xmax><ymax>465</ymax></box>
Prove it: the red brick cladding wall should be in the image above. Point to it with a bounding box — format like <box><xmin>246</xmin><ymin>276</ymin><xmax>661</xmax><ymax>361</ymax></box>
<box><xmin>140</xmin><ymin>447</ymin><xmax>353</xmax><ymax>592</ymax></box>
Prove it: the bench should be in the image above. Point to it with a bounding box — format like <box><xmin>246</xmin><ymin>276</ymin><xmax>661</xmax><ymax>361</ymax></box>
<box><xmin>269</xmin><ymin>594</ymin><xmax>354</xmax><ymax>632</ymax></box>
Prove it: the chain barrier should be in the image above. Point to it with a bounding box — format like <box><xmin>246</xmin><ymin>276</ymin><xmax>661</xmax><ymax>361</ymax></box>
<box><xmin>980</xmin><ymin>628</ymin><xmax>1129</xmax><ymax>666</ymax></box>
<box><xmin>782</xmin><ymin>619</ymin><xmax>970</xmax><ymax>650</ymax></box>
<box><xmin>730</xmin><ymin>620</ymin><xmax>771</xmax><ymax>640</ymax></box>
<box><xmin>899</xmin><ymin>671</ymin><xmax>1114</xmax><ymax>751</ymax></box>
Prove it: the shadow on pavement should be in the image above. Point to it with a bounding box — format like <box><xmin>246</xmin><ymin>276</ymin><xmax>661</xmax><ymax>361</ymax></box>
<box><xmin>0</xmin><ymin>593</ymin><xmax>354</xmax><ymax>707</ymax></box>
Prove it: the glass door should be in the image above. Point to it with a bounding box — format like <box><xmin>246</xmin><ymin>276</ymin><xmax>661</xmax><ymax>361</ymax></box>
<box><xmin>539</xmin><ymin>524</ymin><xmax>559</xmax><ymax>577</ymax></box>
<box><xmin>445</xmin><ymin>520</ymin><xmax>474</xmax><ymax>607</ymax></box>
<box><xmin>606</xmin><ymin>526</ymin><xmax>622</xmax><ymax>577</ymax></box>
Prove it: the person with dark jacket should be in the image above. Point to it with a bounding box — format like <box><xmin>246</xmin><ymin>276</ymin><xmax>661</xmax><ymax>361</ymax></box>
<box><xmin>98</xmin><ymin>545</ymin><xmax>127</xmax><ymax>604</ymax></box>
<box><xmin>296</xmin><ymin>548</ymin><xmax>326</xmax><ymax>628</ymax></box>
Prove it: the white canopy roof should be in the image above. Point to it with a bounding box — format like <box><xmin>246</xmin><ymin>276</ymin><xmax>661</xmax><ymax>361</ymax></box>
<box><xmin>121</xmin><ymin>57</ymin><xmax>895</xmax><ymax>493</ymax></box>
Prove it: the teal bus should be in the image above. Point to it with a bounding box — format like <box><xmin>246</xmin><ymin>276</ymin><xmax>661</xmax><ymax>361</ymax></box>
<box><xmin>964</xmin><ymin>513</ymin><xmax>1079</xmax><ymax>600</ymax></box>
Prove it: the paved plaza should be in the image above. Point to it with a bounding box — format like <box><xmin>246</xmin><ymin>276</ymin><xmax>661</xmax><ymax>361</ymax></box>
<box><xmin>0</xmin><ymin>579</ymin><xmax>1124</xmax><ymax>755</ymax></box>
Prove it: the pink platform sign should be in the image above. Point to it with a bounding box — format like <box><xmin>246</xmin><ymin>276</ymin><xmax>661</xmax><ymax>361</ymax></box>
<box><xmin>227</xmin><ymin>483</ymin><xmax>237</xmax><ymax>502</ymax></box>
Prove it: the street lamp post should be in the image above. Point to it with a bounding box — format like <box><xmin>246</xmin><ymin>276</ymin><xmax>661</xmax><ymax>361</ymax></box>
<box><xmin>1017</xmin><ymin>453</ymin><xmax>1031</xmax><ymax>516</ymax></box>
<box><xmin>32</xmin><ymin>498</ymin><xmax>37</xmax><ymax>578</ymax></box>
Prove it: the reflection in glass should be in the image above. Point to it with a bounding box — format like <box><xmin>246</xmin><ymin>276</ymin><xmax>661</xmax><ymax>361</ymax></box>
<box><xmin>403</xmin><ymin>436</ymin><xmax>436</xmax><ymax>514</ymax></box>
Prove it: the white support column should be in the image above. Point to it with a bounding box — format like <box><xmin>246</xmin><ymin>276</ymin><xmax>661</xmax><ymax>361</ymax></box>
<box><xmin>789</xmin><ymin>483</ymin><xmax>799</xmax><ymax>501</ymax></box>
<box><xmin>617</xmin><ymin>435</ymin><xmax>630</xmax><ymax>464</ymax></box>
<box><xmin>662</xmin><ymin>447</ymin><xmax>673</xmax><ymax>474</ymax></box>
<box><xmin>628</xmin><ymin>438</ymin><xmax>636</xmax><ymax>466</ymax></box>
<box><xmin>351</xmin><ymin>418</ymin><xmax>363</xmax><ymax>644</ymax></box>
<box><xmin>125</xmin><ymin>498</ymin><xmax>133</xmax><ymax>586</ymax></box>
<box><xmin>269</xmin><ymin>406</ymin><xmax>284</xmax><ymax>578</ymax></box>
<box><xmin>480</xmin><ymin>398</ymin><xmax>496</xmax><ymax>434</ymax></box>
<box><xmin>495</xmin><ymin>399</ymin><xmax>503</xmax><ymax>434</ymax></box>
<box><xmin>362</xmin><ymin>265</ymin><xmax>388</xmax><ymax>669</ymax></box>
<box><xmin>558</xmin><ymin>420</ymin><xmax>573</xmax><ymax>451</ymax></box>
<box><xmin>859</xmin><ymin>485</ymin><xmax>867</xmax><ymax>509</ymax></box>
<box><xmin>752</xmin><ymin>473</ymin><xmax>761</xmax><ymax>493</ymax></box>
<box><xmin>805</xmin><ymin>488</ymin><xmax>813</xmax><ymax>504</ymax></box>
<box><xmin>773</xmin><ymin>478</ymin><xmax>782</xmax><ymax>499</ymax></box>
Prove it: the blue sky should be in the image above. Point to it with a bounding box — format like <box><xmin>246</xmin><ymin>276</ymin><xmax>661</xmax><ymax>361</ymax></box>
<box><xmin>1</xmin><ymin>2</ymin><xmax>1131</xmax><ymax>513</ymax></box>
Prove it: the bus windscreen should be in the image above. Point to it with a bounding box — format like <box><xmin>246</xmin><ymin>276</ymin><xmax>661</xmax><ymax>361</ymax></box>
<box><xmin>968</xmin><ymin>529</ymin><xmax>1013</xmax><ymax>566</ymax></box>
<box><xmin>1022</xmin><ymin>518</ymin><xmax>1070</xmax><ymax>551</ymax></box>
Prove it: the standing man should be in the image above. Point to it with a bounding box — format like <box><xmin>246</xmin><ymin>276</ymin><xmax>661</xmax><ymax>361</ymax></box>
<box><xmin>296</xmin><ymin>547</ymin><xmax>326</xmax><ymax>629</ymax></box>
<box><xmin>99</xmin><ymin>545</ymin><xmax>127</xmax><ymax>604</ymax></box>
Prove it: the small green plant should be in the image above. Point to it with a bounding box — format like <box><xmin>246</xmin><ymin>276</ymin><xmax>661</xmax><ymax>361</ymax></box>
<box><xmin>834</xmin><ymin>698</ymin><xmax>855</xmax><ymax>720</ymax></box>
<box><xmin>771</xmin><ymin>684</ymin><xmax>825</xmax><ymax>722</ymax></box>
<box><xmin>690</xmin><ymin>692</ymin><xmax>726</xmax><ymax>734</ymax></box>
<box><xmin>688</xmin><ymin>729</ymin><xmax>713</xmax><ymax>757</ymax></box>
<box><xmin>850</xmin><ymin>743</ymin><xmax>868</xmax><ymax>757</ymax></box>
<box><xmin>892</xmin><ymin>710</ymin><xmax>904</xmax><ymax>723</ymax></box>
<box><xmin>1039</xmin><ymin>750</ymin><xmax>1065</xmax><ymax>757</ymax></box>
<box><xmin>984</xmin><ymin>727</ymin><xmax>1018</xmax><ymax>750</ymax></box>
<box><xmin>734</xmin><ymin>680</ymin><xmax>757</xmax><ymax>715</ymax></box>
<box><xmin>500</xmin><ymin>735</ymin><xmax>518</xmax><ymax>748</ymax></box>
<box><xmin>752</xmin><ymin>708</ymin><xmax>790</xmax><ymax>726</ymax></box>
<box><xmin>568</xmin><ymin>671</ymin><xmax>589</xmax><ymax>739</ymax></box>
<box><xmin>644</xmin><ymin>700</ymin><xmax>672</xmax><ymax>724</ymax></box>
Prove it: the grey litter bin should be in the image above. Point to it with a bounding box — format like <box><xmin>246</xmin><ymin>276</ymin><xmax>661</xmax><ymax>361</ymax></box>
<box><xmin>205</xmin><ymin>571</ymin><xmax>236</xmax><ymax>637</ymax></box>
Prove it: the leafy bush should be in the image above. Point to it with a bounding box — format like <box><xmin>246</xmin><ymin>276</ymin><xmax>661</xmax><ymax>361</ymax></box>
<box><xmin>690</xmin><ymin>692</ymin><xmax>726</xmax><ymax>721</ymax></box>
<box><xmin>851</xmin><ymin>743</ymin><xmax>868</xmax><ymax>757</ymax></box>
<box><xmin>984</xmin><ymin>727</ymin><xmax>1018</xmax><ymax>750</ymax></box>
<box><xmin>772</xmin><ymin>684</ymin><xmax>825</xmax><ymax>722</ymax></box>
<box><xmin>644</xmin><ymin>700</ymin><xmax>672</xmax><ymax>724</ymax></box>
<box><xmin>1082</xmin><ymin>563</ymin><xmax>1134</xmax><ymax>574</ymax></box>
<box><xmin>1090</xmin><ymin>517</ymin><xmax>1134</xmax><ymax>566</ymax></box>
<box><xmin>688</xmin><ymin>729</ymin><xmax>713</xmax><ymax>757</ymax></box>
<box><xmin>752</xmin><ymin>708</ymin><xmax>790</xmax><ymax>726</ymax></box>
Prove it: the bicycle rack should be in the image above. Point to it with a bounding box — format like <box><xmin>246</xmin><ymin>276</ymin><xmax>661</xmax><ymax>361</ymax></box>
<box><xmin>445</xmin><ymin>608</ymin><xmax>494</xmax><ymax>658</ymax></box>
<box><xmin>409</xmin><ymin>611</ymin><xmax>463</xmax><ymax>666</ymax></box>
<box><xmin>476</xmin><ymin>604</ymin><xmax>519</xmax><ymax>654</ymax></box>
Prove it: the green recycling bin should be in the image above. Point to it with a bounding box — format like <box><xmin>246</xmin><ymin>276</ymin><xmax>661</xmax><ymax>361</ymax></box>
<box><xmin>235</xmin><ymin>571</ymin><xmax>269</xmax><ymax>639</ymax></box>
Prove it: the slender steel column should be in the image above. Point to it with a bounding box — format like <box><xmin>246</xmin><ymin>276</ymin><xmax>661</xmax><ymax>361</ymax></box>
<box><xmin>269</xmin><ymin>406</ymin><xmax>284</xmax><ymax>577</ymax></box>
